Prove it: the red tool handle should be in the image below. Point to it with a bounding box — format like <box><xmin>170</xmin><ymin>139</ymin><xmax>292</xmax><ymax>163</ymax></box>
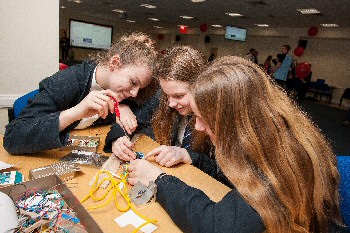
<box><xmin>110</xmin><ymin>97</ymin><xmax>120</xmax><ymax>118</ymax></box>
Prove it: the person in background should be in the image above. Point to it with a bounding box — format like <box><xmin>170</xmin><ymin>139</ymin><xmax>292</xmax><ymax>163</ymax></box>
<box><xmin>246</xmin><ymin>48</ymin><xmax>258</xmax><ymax>64</ymax></box>
<box><xmin>263</xmin><ymin>55</ymin><xmax>273</xmax><ymax>73</ymax></box>
<box><xmin>208</xmin><ymin>53</ymin><xmax>215</xmax><ymax>63</ymax></box>
<box><xmin>4</xmin><ymin>32</ymin><xmax>158</xmax><ymax>154</ymax></box>
<box><xmin>270</xmin><ymin>45</ymin><xmax>293</xmax><ymax>88</ymax></box>
<box><xmin>127</xmin><ymin>56</ymin><xmax>346</xmax><ymax>233</ymax></box>
<box><xmin>59</xmin><ymin>30</ymin><xmax>70</xmax><ymax>61</ymax></box>
<box><xmin>113</xmin><ymin>45</ymin><xmax>231</xmax><ymax>186</ymax></box>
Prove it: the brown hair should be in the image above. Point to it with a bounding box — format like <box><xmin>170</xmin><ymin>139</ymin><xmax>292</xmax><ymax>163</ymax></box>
<box><xmin>91</xmin><ymin>32</ymin><xmax>158</xmax><ymax>103</ymax></box>
<box><xmin>283</xmin><ymin>44</ymin><xmax>291</xmax><ymax>52</ymax></box>
<box><xmin>153</xmin><ymin>45</ymin><xmax>210</xmax><ymax>151</ymax></box>
<box><xmin>192</xmin><ymin>56</ymin><xmax>343</xmax><ymax>232</ymax></box>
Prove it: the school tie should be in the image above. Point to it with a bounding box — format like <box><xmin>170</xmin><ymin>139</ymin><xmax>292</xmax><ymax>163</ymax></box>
<box><xmin>182</xmin><ymin>116</ymin><xmax>193</xmax><ymax>149</ymax></box>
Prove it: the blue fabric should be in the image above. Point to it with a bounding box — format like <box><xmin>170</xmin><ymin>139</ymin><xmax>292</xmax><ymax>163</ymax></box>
<box><xmin>273</xmin><ymin>54</ymin><xmax>293</xmax><ymax>81</ymax></box>
<box><xmin>337</xmin><ymin>156</ymin><xmax>350</xmax><ymax>227</ymax></box>
<box><xmin>13</xmin><ymin>89</ymin><xmax>39</xmax><ymax>119</ymax></box>
<box><xmin>182</xmin><ymin>124</ymin><xmax>193</xmax><ymax>149</ymax></box>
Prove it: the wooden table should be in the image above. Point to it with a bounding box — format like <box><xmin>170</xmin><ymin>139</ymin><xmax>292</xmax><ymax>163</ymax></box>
<box><xmin>0</xmin><ymin>126</ymin><xmax>230</xmax><ymax>233</ymax></box>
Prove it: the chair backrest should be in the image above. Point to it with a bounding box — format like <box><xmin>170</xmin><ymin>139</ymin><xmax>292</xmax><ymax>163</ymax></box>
<box><xmin>316</xmin><ymin>79</ymin><xmax>325</xmax><ymax>86</ymax></box>
<box><xmin>337</xmin><ymin>156</ymin><xmax>350</xmax><ymax>227</ymax></box>
<box><xmin>13</xmin><ymin>89</ymin><xmax>39</xmax><ymax>119</ymax></box>
<box><xmin>59</xmin><ymin>63</ymin><xmax>69</xmax><ymax>70</ymax></box>
<box><xmin>12</xmin><ymin>63</ymin><xmax>69</xmax><ymax>119</ymax></box>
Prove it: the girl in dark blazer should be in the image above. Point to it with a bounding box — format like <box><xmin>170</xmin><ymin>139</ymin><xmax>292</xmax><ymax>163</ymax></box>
<box><xmin>4</xmin><ymin>32</ymin><xmax>157</xmax><ymax>154</ymax></box>
<box><xmin>111</xmin><ymin>45</ymin><xmax>231</xmax><ymax>186</ymax></box>
<box><xmin>127</xmin><ymin>56</ymin><xmax>346</xmax><ymax>233</ymax></box>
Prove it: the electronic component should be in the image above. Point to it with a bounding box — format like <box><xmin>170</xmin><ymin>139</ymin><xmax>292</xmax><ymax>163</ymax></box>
<box><xmin>129</xmin><ymin>181</ymin><xmax>157</xmax><ymax>206</ymax></box>
<box><xmin>29</xmin><ymin>162</ymin><xmax>80</xmax><ymax>181</ymax></box>
<box><xmin>60</xmin><ymin>150</ymin><xmax>108</xmax><ymax>167</ymax></box>
<box><xmin>65</xmin><ymin>135</ymin><xmax>100</xmax><ymax>152</ymax></box>
<box><xmin>0</xmin><ymin>171</ymin><xmax>24</xmax><ymax>186</ymax></box>
<box><xmin>135</xmin><ymin>152</ymin><xmax>145</xmax><ymax>159</ymax></box>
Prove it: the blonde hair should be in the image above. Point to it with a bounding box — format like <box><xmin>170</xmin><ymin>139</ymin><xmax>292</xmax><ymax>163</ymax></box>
<box><xmin>192</xmin><ymin>56</ymin><xmax>343</xmax><ymax>232</ymax></box>
<box><xmin>91</xmin><ymin>32</ymin><xmax>157</xmax><ymax>71</ymax></box>
<box><xmin>91</xmin><ymin>32</ymin><xmax>158</xmax><ymax>103</ymax></box>
<box><xmin>153</xmin><ymin>45</ymin><xmax>210</xmax><ymax>151</ymax></box>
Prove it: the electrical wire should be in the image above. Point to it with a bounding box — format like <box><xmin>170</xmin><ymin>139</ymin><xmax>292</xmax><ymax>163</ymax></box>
<box><xmin>81</xmin><ymin>169</ymin><xmax>157</xmax><ymax>233</ymax></box>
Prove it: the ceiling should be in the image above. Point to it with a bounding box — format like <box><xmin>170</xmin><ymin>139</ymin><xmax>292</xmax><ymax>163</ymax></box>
<box><xmin>60</xmin><ymin>0</ymin><xmax>350</xmax><ymax>30</ymax></box>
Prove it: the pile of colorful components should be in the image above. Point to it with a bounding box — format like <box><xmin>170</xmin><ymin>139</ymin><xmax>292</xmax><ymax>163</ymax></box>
<box><xmin>66</xmin><ymin>136</ymin><xmax>100</xmax><ymax>152</ymax></box>
<box><xmin>15</xmin><ymin>189</ymin><xmax>87</xmax><ymax>232</ymax></box>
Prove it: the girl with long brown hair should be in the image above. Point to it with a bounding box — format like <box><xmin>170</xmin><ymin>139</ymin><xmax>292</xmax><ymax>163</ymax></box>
<box><xmin>127</xmin><ymin>56</ymin><xmax>346</xmax><ymax>232</ymax></box>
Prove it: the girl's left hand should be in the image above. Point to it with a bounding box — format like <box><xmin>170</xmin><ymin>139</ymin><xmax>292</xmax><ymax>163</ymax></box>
<box><xmin>118</xmin><ymin>104</ymin><xmax>138</xmax><ymax>134</ymax></box>
<box><xmin>145</xmin><ymin>145</ymin><xmax>192</xmax><ymax>167</ymax></box>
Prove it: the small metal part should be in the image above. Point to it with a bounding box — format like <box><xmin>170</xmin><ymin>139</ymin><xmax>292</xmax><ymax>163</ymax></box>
<box><xmin>29</xmin><ymin>162</ymin><xmax>80</xmax><ymax>181</ymax></box>
<box><xmin>129</xmin><ymin>181</ymin><xmax>157</xmax><ymax>205</ymax></box>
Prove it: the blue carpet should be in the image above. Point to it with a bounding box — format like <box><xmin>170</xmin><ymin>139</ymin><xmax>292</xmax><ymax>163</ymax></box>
<box><xmin>338</xmin><ymin>156</ymin><xmax>350</xmax><ymax>227</ymax></box>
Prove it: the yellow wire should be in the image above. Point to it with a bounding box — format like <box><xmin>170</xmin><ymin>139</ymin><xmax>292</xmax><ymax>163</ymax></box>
<box><xmin>81</xmin><ymin>169</ymin><xmax>157</xmax><ymax>232</ymax></box>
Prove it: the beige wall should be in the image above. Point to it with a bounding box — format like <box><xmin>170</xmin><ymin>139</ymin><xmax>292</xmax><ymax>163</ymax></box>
<box><xmin>0</xmin><ymin>4</ymin><xmax>349</xmax><ymax>133</ymax></box>
<box><xmin>1</xmin><ymin>4</ymin><xmax>349</xmax><ymax>108</ymax></box>
<box><xmin>152</xmin><ymin>28</ymin><xmax>350</xmax><ymax>104</ymax></box>
<box><xmin>0</xmin><ymin>0</ymin><xmax>59</xmax><ymax>107</ymax></box>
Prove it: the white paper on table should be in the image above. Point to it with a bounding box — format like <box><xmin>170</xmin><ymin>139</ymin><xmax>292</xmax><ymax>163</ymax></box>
<box><xmin>114</xmin><ymin>209</ymin><xmax>158</xmax><ymax>233</ymax></box>
<box><xmin>0</xmin><ymin>161</ymin><xmax>14</xmax><ymax>171</ymax></box>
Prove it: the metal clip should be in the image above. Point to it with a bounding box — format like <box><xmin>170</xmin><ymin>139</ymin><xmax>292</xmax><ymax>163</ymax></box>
<box><xmin>129</xmin><ymin>181</ymin><xmax>157</xmax><ymax>205</ymax></box>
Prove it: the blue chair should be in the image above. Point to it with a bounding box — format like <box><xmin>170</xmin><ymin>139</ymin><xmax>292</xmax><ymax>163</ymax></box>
<box><xmin>337</xmin><ymin>156</ymin><xmax>350</xmax><ymax>227</ymax></box>
<box><xmin>11</xmin><ymin>62</ymin><xmax>69</xmax><ymax>120</ymax></box>
<box><xmin>13</xmin><ymin>89</ymin><xmax>39</xmax><ymax>119</ymax></box>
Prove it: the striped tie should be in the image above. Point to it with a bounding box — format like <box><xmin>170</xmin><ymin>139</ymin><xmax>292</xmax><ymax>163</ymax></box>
<box><xmin>182</xmin><ymin>116</ymin><xmax>193</xmax><ymax>149</ymax></box>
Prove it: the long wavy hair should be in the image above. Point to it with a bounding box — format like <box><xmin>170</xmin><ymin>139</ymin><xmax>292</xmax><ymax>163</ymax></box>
<box><xmin>192</xmin><ymin>56</ymin><xmax>343</xmax><ymax>232</ymax></box>
<box><xmin>153</xmin><ymin>45</ymin><xmax>210</xmax><ymax>152</ymax></box>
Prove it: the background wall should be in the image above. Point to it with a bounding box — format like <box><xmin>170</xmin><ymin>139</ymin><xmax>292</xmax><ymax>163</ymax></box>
<box><xmin>0</xmin><ymin>0</ymin><xmax>59</xmax><ymax>106</ymax></box>
<box><xmin>0</xmin><ymin>4</ymin><xmax>349</xmax><ymax>134</ymax></box>
<box><xmin>58</xmin><ymin>10</ymin><xmax>350</xmax><ymax>103</ymax></box>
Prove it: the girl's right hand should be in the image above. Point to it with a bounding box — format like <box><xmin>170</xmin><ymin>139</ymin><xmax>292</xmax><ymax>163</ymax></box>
<box><xmin>74</xmin><ymin>89</ymin><xmax>117</xmax><ymax>119</ymax></box>
<box><xmin>112</xmin><ymin>136</ymin><xmax>136</xmax><ymax>161</ymax></box>
<box><xmin>59</xmin><ymin>89</ymin><xmax>118</xmax><ymax>131</ymax></box>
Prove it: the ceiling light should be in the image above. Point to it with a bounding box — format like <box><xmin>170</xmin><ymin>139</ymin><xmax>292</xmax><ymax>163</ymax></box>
<box><xmin>211</xmin><ymin>24</ymin><xmax>223</xmax><ymax>27</ymax></box>
<box><xmin>126</xmin><ymin>20</ymin><xmax>135</xmax><ymax>23</ymax></box>
<box><xmin>297</xmin><ymin>8</ymin><xmax>320</xmax><ymax>14</ymax></box>
<box><xmin>148</xmin><ymin>18</ymin><xmax>160</xmax><ymax>21</ymax></box>
<box><xmin>255</xmin><ymin>24</ymin><xmax>269</xmax><ymax>27</ymax></box>
<box><xmin>180</xmin><ymin>15</ymin><xmax>194</xmax><ymax>19</ymax></box>
<box><xmin>60</xmin><ymin>6</ymin><xmax>66</xmax><ymax>9</ymax></box>
<box><xmin>191</xmin><ymin>0</ymin><xmax>206</xmax><ymax>2</ymax></box>
<box><xmin>320</xmin><ymin>23</ymin><xmax>339</xmax><ymax>27</ymax></box>
<box><xmin>225</xmin><ymin>13</ymin><xmax>243</xmax><ymax>17</ymax></box>
<box><xmin>178</xmin><ymin>25</ymin><xmax>188</xmax><ymax>27</ymax></box>
<box><xmin>154</xmin><ymin>26</ymin><xmax>163</xmax><ymax>28</ymax></box>
<box><xmin>73</xmin><ymin>0</ymin><xmax>82</xmax><ymax>3</ymax></box>
<box><xmin>112</xmin><ymin>9</ymin><xmax>125</xmax><ymax>13</ymax></box>
<box><xmin>140</xmin><ymin>4</ymin><xmax>157</xmax><ymax>9</ymax></box>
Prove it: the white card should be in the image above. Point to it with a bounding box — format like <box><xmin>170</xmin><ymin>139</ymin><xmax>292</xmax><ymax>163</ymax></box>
<box><xmin>114</xmin><ymin>209</ymin><xmax>158</xmax><ymax>233</ymax></box>
<box><xmin>0</xmin><ymin>161</ymin><xmax>14</xmax><ymax>170</ymax></box>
